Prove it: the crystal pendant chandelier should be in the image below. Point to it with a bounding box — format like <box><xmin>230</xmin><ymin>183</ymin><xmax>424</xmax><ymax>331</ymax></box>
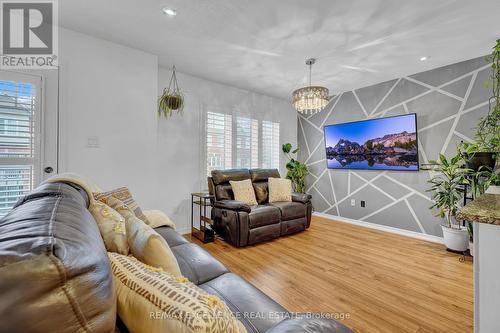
<box><xmin>292</xmin><ymin>58</ymin><xmax>329</xmax><ymax>115</ymax></box>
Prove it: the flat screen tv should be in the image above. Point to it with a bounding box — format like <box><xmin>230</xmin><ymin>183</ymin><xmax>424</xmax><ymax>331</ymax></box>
<box><xmin>324</xmin><ymin>114</ymin><xmax>419</xmax><ymax>171</ymax></box>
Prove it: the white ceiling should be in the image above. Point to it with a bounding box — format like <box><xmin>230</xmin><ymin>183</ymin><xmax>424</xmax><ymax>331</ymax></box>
<box><xmin>59</xmin><ymin>0</ymin><xmax>500</xmax><ymax>100</ymax></box>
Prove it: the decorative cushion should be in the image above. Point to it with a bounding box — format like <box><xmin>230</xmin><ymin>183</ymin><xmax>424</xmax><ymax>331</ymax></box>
<box><xmin>268</xmin><ymin>178</ymin><xmax>292</xmax><ymax>203</ymax></box>
<box><xmin>229</xmin><ymin>179</ymin><xmax>257</xmax><ymax>206</ymax></box>
<box><xmin>94</xmin><ymin>187</ymin><xmax>150</xmax><ymax>224</ymax></box>
<box><xmin>106</xmin><ymin>197</ymin><xmax>182</xmax><ymax>278</ymax></box>
<box><xmin>89</xmin><ymin>200</ymin><xmax>129</xmax><ymax>254</ymax></box>
<box><xmin>108</xmin><ymin>253</ymin><xmax>247</xmax><ymax>333</ymax></box>
<box><xmin>143</xmin><ymin>209</ymin><xmax>176</xmax><ymax>229</ymax></box>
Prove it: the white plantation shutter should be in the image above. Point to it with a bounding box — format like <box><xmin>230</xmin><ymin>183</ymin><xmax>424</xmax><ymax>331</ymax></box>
<box><xmin>236</xmin><ymin>117</ymin><xmax>259</xmax><ymax>169</ymax></box>
<box><xmin>262</xmin><ymin>121</ymin><xmax>280</xmax><ymax>169</ymax></box>
<box><xmin>235</xmin><ymin>117</ymin><xmax>250</xmax><ymax>168</ymax></box>
<box><xmin>0</xmin><ymin>75</ymin><xmax>41</xmax><ymax>217</ymax></box>
<box><xmin>251</xmin><ymin>119</ymin><xmax>259</xmax><ymax>168</ymax></box>
<box><xmin>204</xmin><ymin>111</ymin><xmax>280</xmax><ymax>176</ymax></box>
<box><xmin>206</xmin><ymin>112</ymin><xmax>232</xmax><ymax>175</ymax></box>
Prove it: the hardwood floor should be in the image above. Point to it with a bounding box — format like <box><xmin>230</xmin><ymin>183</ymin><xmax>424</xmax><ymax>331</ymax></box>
<box><xmin>189</xmin><ymin>216</ymin><xmax>473</xmax><ymax>333</ymax></box>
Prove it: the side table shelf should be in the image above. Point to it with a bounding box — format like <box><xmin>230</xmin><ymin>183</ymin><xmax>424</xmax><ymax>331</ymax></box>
<box><xmin>191</xmin><ymin>192</ymin><xmax>215</xmax><ymax>243</ymax></box>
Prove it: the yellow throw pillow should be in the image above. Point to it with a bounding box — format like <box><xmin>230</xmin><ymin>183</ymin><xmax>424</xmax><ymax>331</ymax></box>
<box><xmin>94</xmin><ymin>187</ymin><xmax>150</xmax><ymax>224</ymax></box>
<box><xmin>229</xmin><ymin>179</ymin><xmax>257</xmax><ymax>206</ymax></box>
<box><xmin>106</xmin><ymin>197</ymin><xmax>182</xmax><ymax>278</ymax></box>
<box><xmin>268</xmin><ymin>177</ymin><xmax>292</xmax><ymax>203</ymax></box>
<box><xmin>108</xmin><ymin>253</ymin><xmax>246</xmax><ymax>333</ymax></box>
<box><xmin>142</xmin><ymin>210</ymin><xmax>176</xmax><ymax>229</ymax></box>
<box><xmin>89</xmin><ymin>201</ymin><xmax>129</xmax><ymax>254</ymax></box>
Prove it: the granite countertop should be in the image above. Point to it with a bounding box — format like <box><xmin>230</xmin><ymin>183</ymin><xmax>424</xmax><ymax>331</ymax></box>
<box><xmin>457</xmin><ymin>193</ymin><xmax>500</xmax><ymax>225</ymax></box>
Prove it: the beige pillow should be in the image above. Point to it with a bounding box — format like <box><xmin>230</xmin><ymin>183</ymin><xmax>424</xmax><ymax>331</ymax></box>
<box><xmin>229</xmin><ymin>179</ymin><xmax>257</xmax><ymax>206</ymax></box>
<box><xmin>106</xmin><ymin>197</ymin><xmax>182</xmax><ymax>278</ymax></box>
<box><xmin>143</xmin><ymin>209</ymin><xmax>176</xmax><ymax>229</ymax></box>
<box><xmin>268</xmin><ymin>177</ymin><xmax>292</xmax><ymax>203</ymax></box>
<box><xmin>108</xmin><ymin>253</ymin><xmax>247</xmax><ymax>333</ymax></box>
<box><xmin>89</xmin><ymin>200</ymin><xmax>129</xmax><ymax>254</ymax></box>
<box><xmin>94</xmin><ymin>187</ymin><xmax>150</xmax><ymax>224</ymax></box>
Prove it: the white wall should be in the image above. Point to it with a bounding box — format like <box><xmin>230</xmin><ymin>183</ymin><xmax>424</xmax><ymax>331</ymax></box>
<box><xmin>55</xmin><ymin>28</ymin><xmax>296</xmax><ymax>233</ymax></box>
<box><xmin>57</xmin><ymin>28</ymin><xmax>160</xmax><ymax>214</ymax></box>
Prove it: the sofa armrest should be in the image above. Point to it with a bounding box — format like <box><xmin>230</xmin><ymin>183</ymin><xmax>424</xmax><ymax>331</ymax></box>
<box><xmin>291</xmin><ymin>192</ymin><xmax>312</xmax><ymax>204</ymax></box>
<box><xmin>266</xmin><ymin>314</ymin><xmax>352</xmax><ymax>333</ymax></box>
<box><xmin>213</xmin><ymin>200</ymin><xmax>251</xmax><ymax>213</ymax></box>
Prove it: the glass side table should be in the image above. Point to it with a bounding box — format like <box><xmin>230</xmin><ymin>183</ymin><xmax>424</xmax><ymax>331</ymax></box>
<box><xmin>191</xmin><ymin>192</ymin><xmax>215</xmax><ymax>243</ymax></box>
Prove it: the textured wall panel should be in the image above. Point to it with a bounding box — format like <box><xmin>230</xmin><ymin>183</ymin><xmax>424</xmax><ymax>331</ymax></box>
<box><xmin>372</xmin><ymin>176</ymin><xmax>412</xmax><ymax>199</ymax></box>
<box><xmin>298</xmin><ymin>56</ymin><xmax>491</xmax><ymax>237</ymax></box>
<box><xmin>337</xmin><ymin>184</ymin><xmax>394</xmax><ymax>220</ymax></box>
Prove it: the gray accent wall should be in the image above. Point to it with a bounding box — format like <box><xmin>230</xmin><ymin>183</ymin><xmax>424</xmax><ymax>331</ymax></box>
<box><xmin>298</xmin><ymin>56</ymin><xmax>491</xmax><ymax>237</ymax></box>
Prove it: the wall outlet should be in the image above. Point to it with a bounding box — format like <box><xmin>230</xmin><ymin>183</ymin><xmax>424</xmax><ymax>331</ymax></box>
<box><xmin>361</xmin><ymin>200</ymin><xmax>366</xmax><ymax>208</ymax></box>
<box><xmin>350</xmin><ymin>199</ymin><xmax>355</xmax><ymax>207</ymax></box>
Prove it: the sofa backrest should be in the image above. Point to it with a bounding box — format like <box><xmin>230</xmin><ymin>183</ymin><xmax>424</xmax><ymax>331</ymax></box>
<box><xmin>208</xmin><ymin>168</ymin><xmax>280</xmax><ymax>203</ymax></box>
<box><xmin>249</xmin><ymin>169</ymin><xmax>281</xmax><ymax>204</ymax></box>
<box><xmin>209</xmin><ymin>169</ymin><xmax>250</xmax><ymax>201</ymax></box>
<box><xmin>0</xmin><ymin>182</ymin><xmax>116</xmax><ymax>333</ymax></box>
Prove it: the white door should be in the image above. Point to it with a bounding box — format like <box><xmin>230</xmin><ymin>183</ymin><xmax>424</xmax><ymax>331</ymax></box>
<box><xmin>0</xmin><ymin>70</ymin><xmax>54</xmax><ymax>217</ymax></box>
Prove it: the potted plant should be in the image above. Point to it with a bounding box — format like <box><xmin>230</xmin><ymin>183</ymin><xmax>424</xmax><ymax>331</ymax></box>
<box><xmin>459</xmin><ymin>142</ymin><xmax>496</xmax><ymax>171</ymax></box>
<box><xmin>282</xmin><ymin>143</ymin><xmax>309</xmax><ymax>193</ymax></box>
<box><xmin>427</xmin><ymin>154</ymin><xmax>471</xmax><ymax>251</ymax></box>
<box><xmin>461</xmin><ymin>39</ymin><xmax>500</xmax><ymax>170</ymax></box>
<box><xmin>158</xmin><ymin>66</ymin><xmax>184</xmax><ymax>117</ymax></box>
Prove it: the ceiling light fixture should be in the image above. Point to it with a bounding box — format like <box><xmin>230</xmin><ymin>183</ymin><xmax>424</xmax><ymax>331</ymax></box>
<box><xmin>162</xmin><ymin>7</ymin><xmax>177</xmax><ymax>16</ymax></box>
<box><xmin>420</xmin><ymin>56</ymin><xmax>428</xmax><ymax>61</ymax></box>
<box><xmin>292</xmin><ymin>58</ymin><xmax>329</xmax><ymax>115</ymax></box>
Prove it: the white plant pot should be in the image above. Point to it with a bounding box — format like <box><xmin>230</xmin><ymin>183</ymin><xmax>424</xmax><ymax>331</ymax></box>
<box><xmin>441</xmin><ymin>226</ymin><xmax>469</xmax><ymax>252</ymax></box>
<box><xmin>469</xmin><ymin>241</ymin><xmax>474</xmax><ymax>257</ymax></box>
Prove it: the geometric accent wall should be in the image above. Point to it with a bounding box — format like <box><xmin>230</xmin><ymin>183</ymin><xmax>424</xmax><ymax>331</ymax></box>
<box><xmin>298</xmin><ymin>56</ymin><xmax>491</xmax><ymax>237</ymax></box>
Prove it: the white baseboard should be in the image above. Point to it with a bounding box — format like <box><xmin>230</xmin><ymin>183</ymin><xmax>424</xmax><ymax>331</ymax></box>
<box><xmin>313</xmin><ymin>212</ymin><xmax>444</xmax><ymax>244</ymax></box>
<box><xmin>177</xmin><ymin>227</ymin><xmax>191</xmax><ymax>235</ymax></box>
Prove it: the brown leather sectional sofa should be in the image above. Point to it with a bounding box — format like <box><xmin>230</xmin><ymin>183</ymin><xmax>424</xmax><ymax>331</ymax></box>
<box><xmin>208</xmin><ymin>169</ymin><xmax>313</xmax><ymax>247</ymax></box>
<box><xmin>0</xmin><ymin>181</ymin><xmax>352</xmax><ymax>333</ymax></box>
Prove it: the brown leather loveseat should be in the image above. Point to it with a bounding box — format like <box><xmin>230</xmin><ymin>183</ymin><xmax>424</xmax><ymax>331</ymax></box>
<box><xmin>208</xmin><ymin>169</ymin><xmax>312</xmax><ymax>247</ymax></box>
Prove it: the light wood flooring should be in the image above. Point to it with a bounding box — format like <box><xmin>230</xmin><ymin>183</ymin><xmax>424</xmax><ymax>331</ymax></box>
<box><xmin>189</xmin><ymin>216</ymin><xmax>473</xmax><ymax>333</ymax></box>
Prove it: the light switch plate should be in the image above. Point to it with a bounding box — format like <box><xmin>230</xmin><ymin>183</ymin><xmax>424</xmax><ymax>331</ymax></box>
<box><xmin>350</xmin><ymin>199</ymin><xmax>355</xmax><ymax>206</ymax></box>
<box><xmin>87</xmin><ymin>136</ymin><xmax>100</xmax><ymax>148</ymax></box>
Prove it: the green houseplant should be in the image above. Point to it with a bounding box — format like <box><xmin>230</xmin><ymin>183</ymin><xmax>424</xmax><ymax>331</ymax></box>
<box><xmin>282</xmin><ymin>143</ymin><xmax>309</xmax><ymax>193</ymax></box>
<box><xmin>461</xmin><ymin>39</ymin><xmax>500</xmax><ymax>170</ymax></box>
<box><xmin>158</xmin><ymin>66</ymin><xmax>184</xmax><ymax>117</ymax></box>
<box><xmin>427</xmin><ymin>154</ymin><xmax>471</xmax><ymax>251</ymax></box>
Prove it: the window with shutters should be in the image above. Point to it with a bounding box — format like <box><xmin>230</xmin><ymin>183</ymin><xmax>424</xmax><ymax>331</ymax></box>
<box><xmin>0</xmin><ymin>75</ymin><xmax>41</xmax><ymax>217</ymax></box>
<box><xmin>206</xmin><ymin>112</ymin><xmax>232</xmax><ymax>176</ymax></box>
<box><xmin>235</xmin><ymin>117</ymin><xmax>259</xmax><ymax>169</ymax></box>
<box><xmin>205</xmin><ymin>112</ymin><xmax>280</xmax><ymax>175</ymax></box>
<box><xmin>262</xmin><ymin>121</ymin><xmax>280</xmax><ymax>169</ymax></box>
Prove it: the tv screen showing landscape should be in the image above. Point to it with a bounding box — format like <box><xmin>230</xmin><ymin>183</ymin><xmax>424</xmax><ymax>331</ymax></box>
<box><xmin>324</xmin><ymin>114</ymin><xmax>419</xmax><ymax>171</ymax></box>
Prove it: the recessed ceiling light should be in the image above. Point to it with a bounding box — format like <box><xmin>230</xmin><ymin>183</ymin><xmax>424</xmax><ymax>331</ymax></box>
<box><xmin>420</xmin><ymin>56</ymin><xmax>429</xmax><ymax>61</ymax></box>
<box><xmin>162</xmin><ymin>7</ymin><xmax>177</xmax><ymax>16</ymax></box>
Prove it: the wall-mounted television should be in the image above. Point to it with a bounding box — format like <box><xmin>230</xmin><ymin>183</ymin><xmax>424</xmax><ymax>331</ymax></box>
<box><xmin>323</xmin><ymin>114</ymin><xmax>419</xmax><ymax>171</ymax></box>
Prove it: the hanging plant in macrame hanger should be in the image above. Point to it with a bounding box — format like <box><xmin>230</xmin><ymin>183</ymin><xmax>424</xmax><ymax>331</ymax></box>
<box><xmin>158</xmin><ymin>65</ymin><xmax>184</xmax><ymax>117</ymax></box>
